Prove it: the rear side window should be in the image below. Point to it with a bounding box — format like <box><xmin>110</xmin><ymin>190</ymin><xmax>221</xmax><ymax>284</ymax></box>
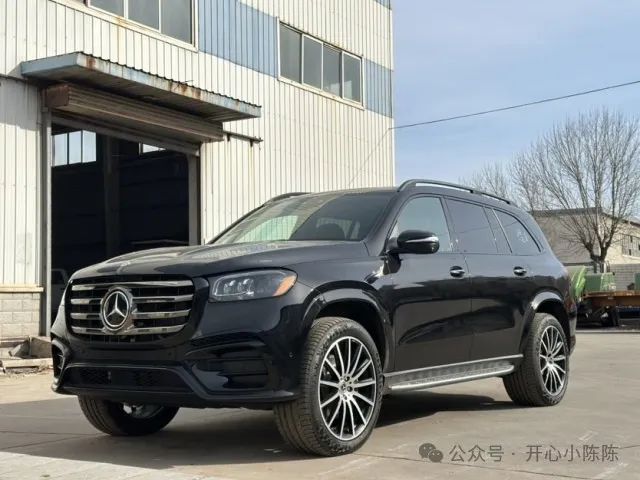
<box><xmin>392</xmin><ymin>197</ymin><xmax>453</xmax><ymax>252</ymax></box>
<box><xmin>495</xmin><ymin>210</ymin><xmax>540</xmax><ymax>255</ymax></box>
<box><xmin>485</xmin><ymin>208</ymin><xmax>511</xmax><ymax>254</ymax></box>
<box><xmin>446</xmin><ymin>200</ymin><xmax>497</xmax><ymax>254</ymax></box>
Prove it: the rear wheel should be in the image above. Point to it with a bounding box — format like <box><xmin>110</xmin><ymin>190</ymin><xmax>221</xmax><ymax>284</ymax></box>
<box><xmin>274</xmin><ymin>317</ymin><xmax>383</xmax><ymax>456</ymax></box>
<box><xmin>503</xmin><ymin>313</ymin><xmax>569</xmax><ymax>406</ymax></box>
<box><xmin>78</xmin><ymin>397</ymin><xmax>179</xmax><ymax>436</ymax></box>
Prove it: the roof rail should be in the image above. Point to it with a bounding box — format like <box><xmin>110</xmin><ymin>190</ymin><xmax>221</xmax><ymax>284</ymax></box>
<box><xmin>398</xmin><ymin>179</ymin><xmax>511</xmax><ymax>205</ymax></box>
<box><xmin>266</xmin><ymin>192</ymin><xmax>309</xmax><ymax>203</ymax></box>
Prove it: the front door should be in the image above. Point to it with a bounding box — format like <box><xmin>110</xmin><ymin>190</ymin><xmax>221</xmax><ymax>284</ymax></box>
<box><xmin>390</xmin><ymin>196</ymin><xmax>473</xmax><ymax>371</ymax></box>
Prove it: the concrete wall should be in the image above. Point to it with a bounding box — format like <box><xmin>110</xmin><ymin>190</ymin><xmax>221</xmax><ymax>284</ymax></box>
<box><xmin>0</xmin><ymin>291</ymin><xmax>41</xmax><ymax>347</ymax></box>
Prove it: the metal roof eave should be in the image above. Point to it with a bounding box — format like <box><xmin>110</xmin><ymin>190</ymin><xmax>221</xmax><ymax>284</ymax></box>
<box><xmin>21</xmin><ymin>52</ymin><xmax>261</xmax><ymax>122</ymax></box>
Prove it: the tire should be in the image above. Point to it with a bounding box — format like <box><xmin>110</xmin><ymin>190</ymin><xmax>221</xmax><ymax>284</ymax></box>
<box><xmin>78</xmin><ymin>397</ymin><xmax>179</xmax><ymax>436</ymax></box>
<box><xmin>600</xmin><ymin>308</ymin><xmax>614</xmax><ymax>328</ymax></box>
<box><xmin>274</xmin><ymin>317</ymin><xmax>383</xmax><ymax>456</ymax></box>
<box><xmin>503</xmin><ymin>313</ymin><xmax>569</xmax><ymax>406</ymax></box>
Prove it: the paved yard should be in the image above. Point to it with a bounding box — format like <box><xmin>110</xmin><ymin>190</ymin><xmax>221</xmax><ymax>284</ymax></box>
<box><xmin>0</xmin><ymin>333</ymin><xmax>638</xmax><ymax>480</ymax></box>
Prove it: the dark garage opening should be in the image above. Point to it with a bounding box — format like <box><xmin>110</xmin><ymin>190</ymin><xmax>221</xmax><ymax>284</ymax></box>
<box><xmin>50</xmin><ymin>125</ymin><xmax>194</xmax><ymax>316</ymax></box>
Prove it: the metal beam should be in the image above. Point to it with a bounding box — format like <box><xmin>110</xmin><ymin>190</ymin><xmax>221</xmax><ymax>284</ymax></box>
<box><xmin>51</xmin><ymin>114</ymin><xmax>201</xmax><ymax>157</ymax></box>
<box><xmin>45</xmin><ymin>84</ymin><xmax>224</xmax><ymax>145</ymax></box>
<box><xmin>21</xmin><ymin>53</ymin><xmax>261</xmax><ymax>121</ymax></box>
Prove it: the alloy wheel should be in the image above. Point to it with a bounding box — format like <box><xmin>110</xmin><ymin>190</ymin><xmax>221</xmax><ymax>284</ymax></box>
<box><xmin>539</xmin><ymin>325</ymin><xmax>567</xmax><ymax>396</ymax></box>
<box><xmin>123</xmin><ymin>404</ymin><xmax>164</xmax><ymax>419</ymax></box>
<box><xmin>318</xmin><ymin>336</ymin><xmax>377</xmax><ymax>441</ymax></box>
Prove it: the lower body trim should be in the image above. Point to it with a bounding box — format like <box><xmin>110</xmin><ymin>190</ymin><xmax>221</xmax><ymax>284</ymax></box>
<box><xmin>385</xmin><ymin>355</ymin><xmax>522</xmax><ymax>392</ymax></box>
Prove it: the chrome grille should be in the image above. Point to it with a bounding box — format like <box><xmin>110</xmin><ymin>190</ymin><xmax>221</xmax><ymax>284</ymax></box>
<box><xmin>67</xmin><ymin>276</ymin><xmax>195</xmax><ymax>343</ymax></box>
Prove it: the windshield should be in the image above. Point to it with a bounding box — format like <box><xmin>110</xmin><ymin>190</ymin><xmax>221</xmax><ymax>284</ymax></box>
<box><xmin>213</xmin><ymin>192</ymin><xmax>393</xmax><ymax>245</ymax></box>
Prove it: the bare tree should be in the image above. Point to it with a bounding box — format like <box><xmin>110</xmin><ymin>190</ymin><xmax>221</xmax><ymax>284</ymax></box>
<box><xmin>464</xmin><ymin>157</ymin><xmax>542</xmax><ymax>212</ymax></box>
<box><xmin>466</xmin><ymin>109</ymin><xmax>640</xmax><ymax>269</ymax></box>
<box><xmin>509</xmin><ymin>151</ymin><xmax>545</xmax><ymax>214</ymax></box>
<box><xmin>466</xmin><ymin>162</ymin><xmax>512</xmax><ymax>200</ymax></box>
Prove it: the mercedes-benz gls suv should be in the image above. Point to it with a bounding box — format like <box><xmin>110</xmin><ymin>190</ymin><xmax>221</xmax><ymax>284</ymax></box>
<box><xmin>51</xmin><ymin>179</ymin><xmax>577</xmax><ymax>456</ymax></box>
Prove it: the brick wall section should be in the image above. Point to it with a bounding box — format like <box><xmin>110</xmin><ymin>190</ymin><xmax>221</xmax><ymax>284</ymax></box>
<box><xmin>0</xmin><ymin>293</ymin><xmax>41</xmax><ymax>347</ymax></box>
<box><xmin>610</xmin><ymin>264</ymin><xmax>640</xmax><ymax>291</ymax></box>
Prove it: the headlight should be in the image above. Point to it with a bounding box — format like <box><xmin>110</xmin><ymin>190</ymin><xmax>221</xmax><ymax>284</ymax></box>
<box><xmin>209</xmin><ymin>269</ymin><xmax>297</xmax><ymax>302</ymax></box>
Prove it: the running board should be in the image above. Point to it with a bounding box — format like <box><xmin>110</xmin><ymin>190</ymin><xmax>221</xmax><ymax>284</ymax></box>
<box><xmin>385</xmin><ymin>355</ymin><xmax>522</xmax><ymax>392</ymax></box>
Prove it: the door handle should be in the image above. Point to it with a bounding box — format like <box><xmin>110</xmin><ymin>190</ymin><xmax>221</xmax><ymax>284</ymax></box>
<box><xmin>450</xmin><ymin>266</ymin><xmax>466</xmax><ymax>278</ymax></box>
<box><xmin>513</xmin><ymin>266</ymin><xmax>527</xmax><ymax>276</ymax></box>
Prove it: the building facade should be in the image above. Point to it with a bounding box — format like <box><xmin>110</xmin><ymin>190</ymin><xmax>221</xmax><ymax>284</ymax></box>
<box><xmin>536</xmin><ymin>210</ymin><xmax>640</xmax><ymax>289</ymax></box>
<box><xmin>0</xmin><ymin>0</ymin><xmax>395</xmax><ymax>345</ymax></box>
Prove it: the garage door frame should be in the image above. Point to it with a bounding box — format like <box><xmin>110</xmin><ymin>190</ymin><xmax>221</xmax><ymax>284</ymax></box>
<box><xmin>23</xmin><ymin>53</ymin><xmax>261</xmax><ymax>336</ymax></box>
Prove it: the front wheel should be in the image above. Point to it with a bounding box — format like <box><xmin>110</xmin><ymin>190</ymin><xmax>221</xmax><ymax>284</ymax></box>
<box><xmin>503</xmin><ymin>313</ymin><xmax>569</xmax><ymax>406</ymax></box>
<box><xmin>274</xmin><ymin>317</ymin><xmax>383</xmax><ymax>456</ymax></box>
<box><xmin>78</xmin><ymin>397</ymin><xmax>179</xmax><ymax>436</ymax></box>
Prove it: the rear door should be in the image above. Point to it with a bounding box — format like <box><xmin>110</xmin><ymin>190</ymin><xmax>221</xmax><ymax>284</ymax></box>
<box><xmin>445</xmin><ymin>199</ymin><xmax>521</xmax><ymax>360</ymax></box>
<box><xmin>484</xmin><ymin>209</ymin><xmax>543</xmax><ymax>356</ymax></box>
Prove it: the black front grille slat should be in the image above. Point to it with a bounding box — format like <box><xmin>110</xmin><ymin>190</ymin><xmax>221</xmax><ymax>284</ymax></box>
<box><xmin>67</xmin><ymin>275</ymin><xmax>195</xmax><ymax>344</ymax></box>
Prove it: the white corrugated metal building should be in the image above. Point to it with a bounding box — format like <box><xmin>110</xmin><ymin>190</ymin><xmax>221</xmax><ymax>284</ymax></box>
<box><xmin>0</xmin><ymin>0</ymin><xmax>394</xmax><ymax>344</ymax></box>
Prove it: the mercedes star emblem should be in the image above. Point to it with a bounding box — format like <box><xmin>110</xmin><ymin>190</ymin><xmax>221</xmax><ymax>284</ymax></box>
<box><xmin>100</xmin><ymin>288</ymin><xmax>131</xmax><ymax>331</ymax></box>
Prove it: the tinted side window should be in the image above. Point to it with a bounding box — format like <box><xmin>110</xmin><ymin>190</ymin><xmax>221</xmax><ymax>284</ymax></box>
<box><xmin>392</xmin><ymin>197</ymin><xmax>452</xmax><ymax>252</ymax></box>
<box><xmin>446</xmin><ymin>200</ymin><xmax>497</xmax><ymax>254</ymax></box>
<box><xmin>485</xmin><ymin>208</ymin><xmax>511</xmax><ymax>254</ymax></box>
<box><xmin>495</xmin><ymin>211</ymin><xmax>540</xmax><ymax>255</ymax></box>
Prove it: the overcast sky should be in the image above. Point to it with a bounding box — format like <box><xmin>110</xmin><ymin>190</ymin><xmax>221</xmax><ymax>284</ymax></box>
<box><xmin>393</xmin><ymin>1</ymin><xmax>640</xmax><ymax>183</ymax></box>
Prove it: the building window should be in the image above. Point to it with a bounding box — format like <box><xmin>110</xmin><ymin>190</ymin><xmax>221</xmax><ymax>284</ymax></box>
<box><xmin>280</xmin><ymin>25</ymin><xmax>301</xmax><ymax>83</ymax></box>
<box><xmin>622</xmin><ymin>234</ymin><xmax>640</xmax><ymax>257</ymax></box>
<box><xmin>91</xmin><ymin>0</ymin><xmax>123</xmax><ymax>16</ymax></box>
<box><xmin>280</xmin><ymin>23</ymin><xmax>363</xmax><ymax>104</ymax></box>
<box><xmin>323</xmin><ymin>46</ymin><xmax>341</xmax><ymax>96</ymax></box>
<box><xmin>343</xmin><ymin>53</ymin><xmax>362</xmax><ymax>102</ymax></box>
<box><xmin>88</xmin><ymin>0</ymin><xmax>193</xmax><ymax>43</ymax></box>
<box><xmin>303</xmin><ymin>37</ymin><xmax>323</xmax><ymax>89</ymax></box>
<box><xmin>129</xmin><ymin>0</ymin><xmax>159</xmax><ymax>29</ymax></box>
<box><xmin>53</xmin><ymin>131</ymin><xmax>97</xmax><ymax>167</ymax></box>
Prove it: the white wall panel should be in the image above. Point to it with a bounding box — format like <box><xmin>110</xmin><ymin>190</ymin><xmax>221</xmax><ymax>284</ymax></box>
<box><xmin>0</xmin><ymin>77</ymin><xmax>41</xmax><ymax>286</ymax></box>
<box><xmin>250</xmin><ymin>0</ymin><xmax>394</xmax><ymax>70</ymax></box>
<box><xmin>199</xmin><ymin>72</ymin><xmax>395</xmax><ymax>237</ymax></box>
<box><xmin>0</xmin><ymin>0</ymin><xmax>394</xmax><ymax>282</ymax></box>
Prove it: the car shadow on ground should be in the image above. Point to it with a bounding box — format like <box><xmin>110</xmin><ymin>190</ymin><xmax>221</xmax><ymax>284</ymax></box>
<box><xmin>0</xmin><ymin>390</ymin><xmax>517</xmax><ymax>467</ymax></box>
<box><xmin>377</xmin><ymin>390</ymin><xmax>516</xmax><ymax>427</ymax></box>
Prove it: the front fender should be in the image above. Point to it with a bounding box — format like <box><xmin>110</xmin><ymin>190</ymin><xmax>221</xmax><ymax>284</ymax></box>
<box><xmin>301</xmin><ymin>287</ymin><xmax>394</xmax><ymax>372</ymax></box>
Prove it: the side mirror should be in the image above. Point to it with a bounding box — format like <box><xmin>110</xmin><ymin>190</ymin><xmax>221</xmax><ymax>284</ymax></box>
<box><xmin>390</xmin><ymin>230</ymin><xmax>440</xmax><ymax>255</ymax></box>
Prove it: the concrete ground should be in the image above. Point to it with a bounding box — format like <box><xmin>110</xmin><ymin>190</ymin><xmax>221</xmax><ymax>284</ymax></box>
<box><xmin>0</xmin><ymin>332</ymin><xmax>638</xmax><ymax>480</ymax></box>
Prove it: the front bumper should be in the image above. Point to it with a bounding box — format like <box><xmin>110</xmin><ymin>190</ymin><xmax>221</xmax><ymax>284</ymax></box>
<box><xmin>51</xmin><ymin>281</ymin><xmax>316</xmax><ymax>408</ymax></box>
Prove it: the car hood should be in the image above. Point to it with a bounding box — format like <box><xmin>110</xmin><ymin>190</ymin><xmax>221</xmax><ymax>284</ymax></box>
<box><xmin>72</xmin><ymin>241</ymin><xmax>370</xmax><ymax>280</ymax></box>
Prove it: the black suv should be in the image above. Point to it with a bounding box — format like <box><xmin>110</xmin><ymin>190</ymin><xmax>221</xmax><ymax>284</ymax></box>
<box><xmin>51</xmin><ymin>179</ymin><xmax>576</xmax><ymax>456</ymax></box>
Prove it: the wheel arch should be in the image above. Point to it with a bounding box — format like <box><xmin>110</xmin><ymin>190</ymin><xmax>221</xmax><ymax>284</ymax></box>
<box><xmin>303</xmin><ymin>288</ymin><xmax>393</xmax><ymax>372</ymax></box>
<box><xmin>520</xmin><ymin>290</ymin><xmax>571</xmax><ymax>352</ymax></box>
